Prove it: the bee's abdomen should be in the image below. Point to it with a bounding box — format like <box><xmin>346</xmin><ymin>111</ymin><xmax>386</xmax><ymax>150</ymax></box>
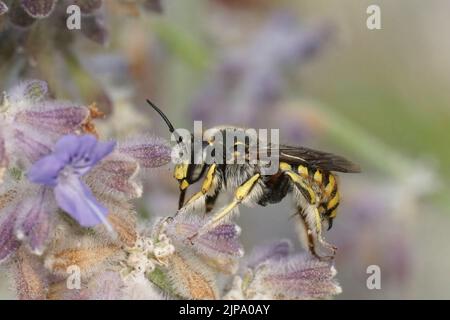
<box><xmin>296</xmin><ymin>165</ymin><xmax>340</xmax><ymax>220</ymax></box>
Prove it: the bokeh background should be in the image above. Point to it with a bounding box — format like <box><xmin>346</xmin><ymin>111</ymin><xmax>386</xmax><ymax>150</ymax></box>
<box><xmin>1</xmin><ymin>0</ymin><xmax>450</xmax><ymax>299</ymax></box>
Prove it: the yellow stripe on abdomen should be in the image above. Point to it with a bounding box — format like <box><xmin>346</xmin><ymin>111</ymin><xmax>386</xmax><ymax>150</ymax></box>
<box><xmin>327</xmin><ymin>192</ymin><xmax>340</xmax><ymax>210</ymax></box>
<box><xmin>313</xmin><ymin>170</ymin><xmax>323</xmax><ymax>184</ymax></box>
<box><xmin>297</xmin><ymin>165</ymin><xmax>308</xmax><ymax>177</ymax></box>
<box><xmin>324</xmin><ymin>174</ymin><xmax>336</xmax><ymax>196</ymax></box>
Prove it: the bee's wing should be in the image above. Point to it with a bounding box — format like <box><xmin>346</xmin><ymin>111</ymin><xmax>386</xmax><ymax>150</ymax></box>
<box><xmin>262</xmin><ymin>145</ymin><xmax>361</xmax><ymax>173</ymax></box>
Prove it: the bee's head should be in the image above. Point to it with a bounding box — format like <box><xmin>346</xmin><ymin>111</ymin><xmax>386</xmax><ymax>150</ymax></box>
<box><xmin>146</xmin><ymin>100</ymin><xmax>206</xmax><ymax>199</ymax></box>
<box><xmin>203</xmin><ymin>126</ymin><xmax>256</xmax><ymax>163</ymax></box>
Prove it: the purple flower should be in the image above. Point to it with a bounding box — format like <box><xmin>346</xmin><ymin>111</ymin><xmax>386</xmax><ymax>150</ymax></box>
<box><xmin>166</xmin><ymin>215</ymin><xmax>243</xmax><ymax>259</ymax></box>
<box><xmin>27</xmin><ymin>134</ymin><xmax>116</xmax><ymax>229</ymax></box>
<box><xmin>0</xmin><ymin>206</ymin><xmax>21</xmax><ymax>262</ymax></box>
<box><xmin>224</xmin><ymin>240</ymin><xmax>341</xmax><ymax>300</ymax></box>
<box><xmin>20</xmin><ymin>0</ymin><xmax>57</xmax><ymax>19</ymax></box>
<box><xmin>118</xmin><ymin>136</ymin><xmax>172</xmax><ymax>169</ymax></box>
<box><xmin>13</xmin><ymin>246</ymin><xmax>49</xmax><ymax>300</ymax></box>
<box><xmin>1</xmin><ymin>80</ymin><xmax>90</xmax><ymax>168</ymax></box>
<box><xmin>250</xmin><ymin>252</ymin><xmax>342</xmax><ymax>299</ymax></box>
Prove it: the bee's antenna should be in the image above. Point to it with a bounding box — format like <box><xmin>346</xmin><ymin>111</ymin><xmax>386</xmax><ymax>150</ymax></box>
<box><xmin>146</xmin><ymin>99</ymin><xmax>175</xmax><ymax>133</ymax></box>
<box><xmin>147</xmin><ymin>99</ymin><xmax>183</xmax><ymax>143</ymax></box>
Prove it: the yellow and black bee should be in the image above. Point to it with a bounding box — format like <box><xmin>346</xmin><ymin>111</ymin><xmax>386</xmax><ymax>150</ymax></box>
<box><xmin>148</xmin><ymin>100</ymin><xmax>360</xmax><ymax>260</ymax></box>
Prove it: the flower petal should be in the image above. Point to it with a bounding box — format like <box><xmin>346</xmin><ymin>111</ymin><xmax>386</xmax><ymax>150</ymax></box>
<box><xmin>249</xmin><ymin>254</ymin><xmax>342</xmax><ymax>299</ymax></box>
<box><xmin>0</xmin><ymin>1</ymin><xmax>8</xmax><ymax>15</ymax></box>
<box><xmin>45</xmin><ymin>240</ymin><xmax>121</xmax><ymax>279</ymax></box>
<box><xmin>118</xmin><ymin>137</ymin><xmax>171</xmax><ymax>169</ymax></box>
<box><xmin>167</xmin><ymin>215</ymin><xmax>243</xmax><ymax>258</ymax></box>
<box><xmin>102</xmin><ymin>200</ymin><xmax>137</xmax><ymax>247</ymax></box>
<box><xmin>27</xmin><ymin>154</ymin><xmax>65</xmax><ymax>186</ymax></box>
<box><xmin>20</xmin><ymin>0</ymin><xmax>57</xmax><ymax>18</ymax></box>
<box><xmin>165</xmin><ymin>215</ymin><xmax>243</xmax><ymax>274</ymax></box>
<box><xmin>87</xmin><ymin>154</ymin><xmax>142</xmax><ymax>200</ymax></box>
<box><xmin>14</xmin><ymin>102</ymin><xmax>89</xmax><ymax>135</ymax></box>
<box><xmin>74</xmin><ymin>136</ymin><xmax>115</xmax><ymax>169</ymax></box>
<box><xmin>55</xmin><ymin>134</ymin><xmax>96</xmax><ymax>171</ymax></box>
<box><xmin>70</xmin><ymin>134</ymin><xmax>97</xmax><ymax>158</ymax></box>
<box><xmin>14</xmin><ymin>129</ymin><xmax>52</xmax><ymax>164</ymax></box>
<box><xmin>54</xmin><ymin>134</ymin><xmax>115</xmax><ymax>173</ymax></box>
<box><xmin>166</xmin><ymin>252</ymin><xmax>218</xmax><ymax>299</ymax></box>
<box><xmin>54</xmin><ymin>174</ymin><xmax>109</xmax><ymax>228</ymax></box>
<box><xmin>0</xmin><ymin>208</ymin><xmax>20</xmax><ymax>262</ymax></box>
<box><xmin>90</xmin><ymin>140</ymin><xmax>116</xmax><ymax>164</ymax></box>
<box><xmin>53</xmin><ymin>134</ymin><xmax>81</xmax><ymax>162</ymax></box>
<box><xmin>15</xmin><ymin>188</ymin><xmax>54</xmax><ymax>255</ymax></box>
<box><xmin>13</xmin><ymin>246</ymin><xmax>49</xmax><ymax>299</ymax></box>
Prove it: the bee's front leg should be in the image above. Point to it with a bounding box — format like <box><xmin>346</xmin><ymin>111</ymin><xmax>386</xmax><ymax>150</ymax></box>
<box><xmin>178</xmin><ymin>188</ymin><xmax>187</xmax><ymax>211</ymax></box>
<box><xmin>191</xmin><ymin>173</ymin><xmax>261</xmax><ymax>240</ymax></box>
<box><xmin>177</xmin><ymin>164</ymin><xmax>220</xmax><ymax>215</ymax></box>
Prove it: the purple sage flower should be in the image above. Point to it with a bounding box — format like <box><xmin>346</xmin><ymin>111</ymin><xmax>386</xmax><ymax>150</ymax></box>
<box><xmin>166</xmin><ymin>214</ymin><xmax>244</xmax><ymax>258</ymax></box>
<box><xmin>162</xmin><ymin>214</ymin><xmax>244</xmax><ymax>275</ymax></box>
<box><xmin>0</xmin><ymin>80</ymin><xmax>91</xmax><ymax>168</ymax></box>
<box><xmin>27</xmin><ymin>134</ymin><xmax>116</xmax><ymax>229</ymax></box>
<box><xmin>20</xmin><ymin>0</ymin><xmax>57</xmax><ymax>19</ymax></box>
<box><xmin>224</xmin><ymin>240</ymin><xmax>341</xmax><ymax>300</ymax></box>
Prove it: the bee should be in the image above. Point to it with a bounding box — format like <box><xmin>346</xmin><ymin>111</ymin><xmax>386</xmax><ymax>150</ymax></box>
<box><xmin>147</xmin><ymin>100</ymin><xmax>360</xmax><ymax>260</ymax></box>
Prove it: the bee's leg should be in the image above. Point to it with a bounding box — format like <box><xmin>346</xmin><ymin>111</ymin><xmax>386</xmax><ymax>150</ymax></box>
<box><xmin>175</xmin><ymin>163</ymin><xmax>190</xmax><ymax>210</ymax></box>
<box><xmin>179</xmin><ymin>164</ymin><xmax>220</xmax><ymax>214</ymax></box>
<box><xmin>296</xmin><ymin>209</ymin><xmax>320</xmax><ymax>258</ymax></box>
<box><xmin>189</xmin><ymin>173</ymin><xmax>261</xmax><ymax>241</ymax></box>
<box><xmin>178</xmin><ymin>186</ymin><xmax>187</xmax><ymax>210</ymax></box>
<box><xmin>283</xmin><ymin>170</ymin><xmax>317</xmax><ymax>206</ymax></box>
<box><xmin>297</xmin><ymin>206</ymin><xmax>335</xmax><ymax>261</ymax></box>
<box><xmin>281</xmin><ymin>167</ymin><xmax>336</xmax><ymax>260</ymax></box>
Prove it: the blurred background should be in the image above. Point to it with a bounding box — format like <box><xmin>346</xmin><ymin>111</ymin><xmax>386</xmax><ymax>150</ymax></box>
<box><xmin>1</xmin><ymin>0</ymin><xmax>450</xmax><ymax>299</ymax></box>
